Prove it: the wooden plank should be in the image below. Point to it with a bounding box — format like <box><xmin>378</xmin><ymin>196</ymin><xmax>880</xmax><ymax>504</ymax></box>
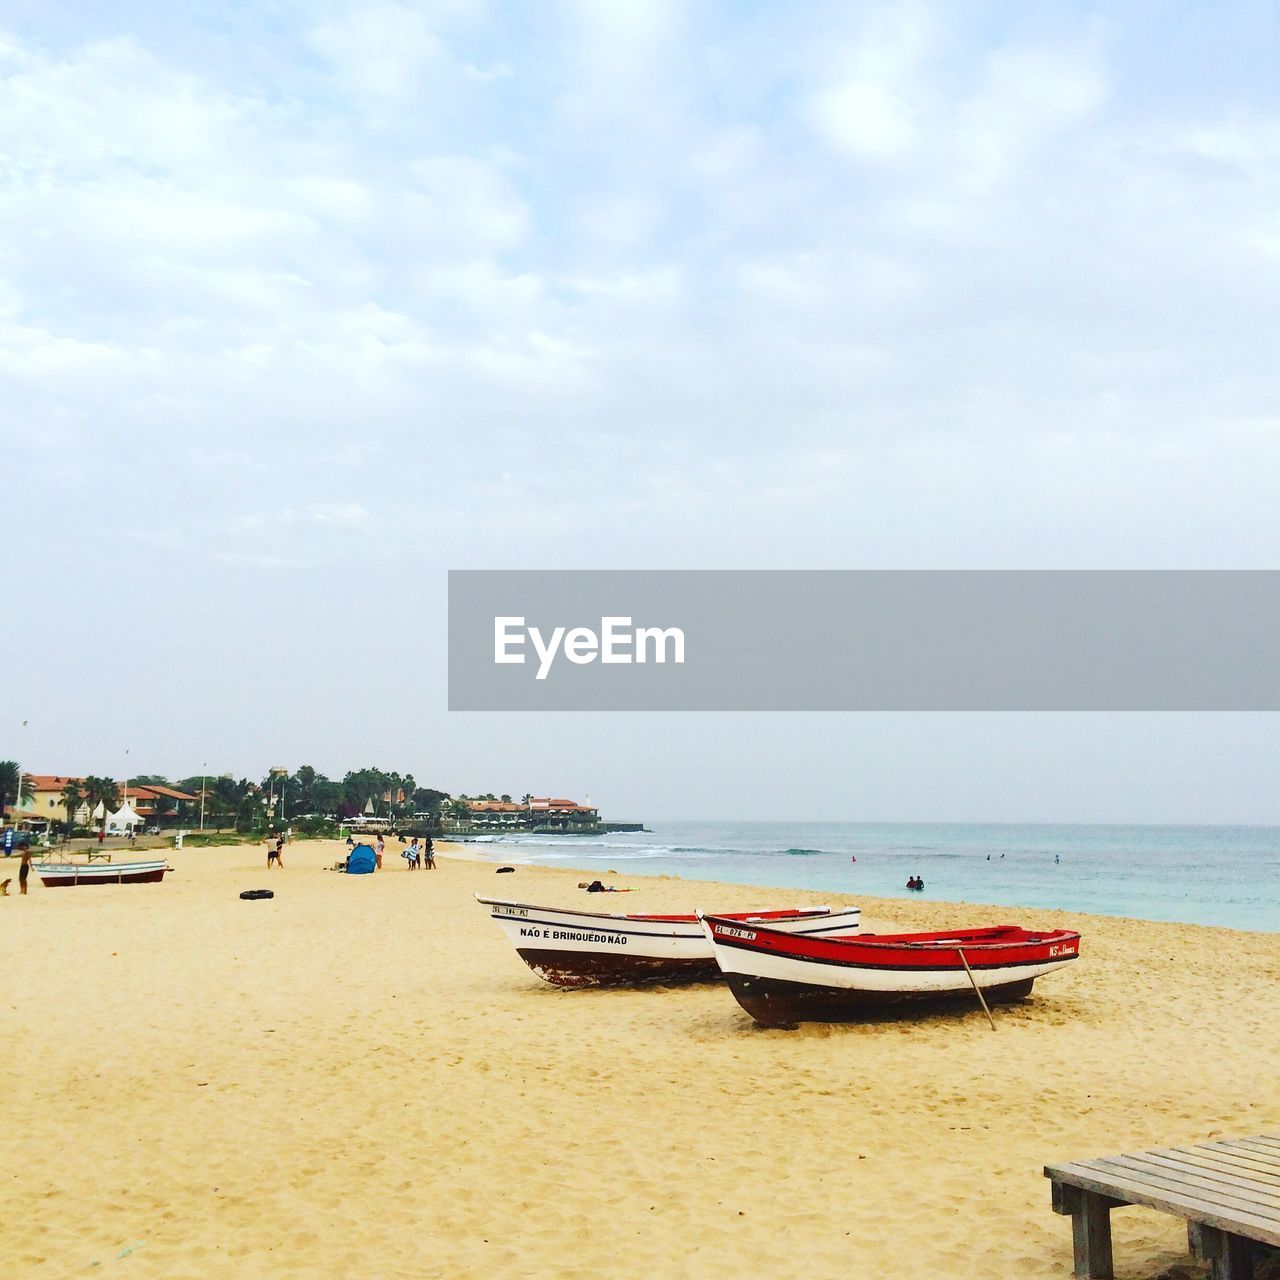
<box><xmin>1108</xmin><ymin>1153</ymin><xmax>1280</xmax><ymax>1212</ymax></box>
<box><xmin>1091</xmin><ymin>1158</ymin><xmax>1280</xmax><ymax>1222</ymax></box>
<box><xmin>1228</xmin><ymin>1139</ymin><xmax>1280</xmax><ymax>1167</ymax></box>
<box><xmin>1046</xmin><ymin>1161</ymin><xmax>1280</xmax><ymax>1247</ymax></box>
<box><xmin>1110</xmin><ymin>1153</ymin><xmax>1280</xmax><ymax>1210</ymax></box>
<box><xmin>1160</xmin><ymin>1146</ymin><xmax>1280</xmax><ymax>1186</ymax></box>
<box><xmin>1151</xmin><ymin>1149</ymin><xmax>1280</xmax><ymax>1193</ymax></box>
<box><xmin>1183</xmin><ymin>1137</ymin><xmax>1280</xmax><ymax>1164</ymax></box>
<box><xmin>1161</xmin><ymin>1148</ymin><xmax>1280</xmax><ymax>1187</ymax></box>
<box><xmin>1219</xmin><ymin>1138</ymin><xmax>1280</xmax><ymax>1160</ymax></box>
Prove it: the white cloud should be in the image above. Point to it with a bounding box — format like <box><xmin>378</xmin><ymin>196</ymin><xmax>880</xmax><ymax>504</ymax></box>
<box><xmin>807</xmin><ymin>3</ymin><xmax>936</xmax><ymax>161</ymax></box>
<box><xmin>307</xmin><ymin>2</ymin><xmax>442</xmax><ymax>100</ymax></box>
<box><xmin>810</xmin><ymin>80</ymin><xmax>918</xmax><ymax>160</ymax></box>
<box><xmin>955</xmin><ymin>44</ymin><xmax>1106</xmax><ymax>193</ymax></box>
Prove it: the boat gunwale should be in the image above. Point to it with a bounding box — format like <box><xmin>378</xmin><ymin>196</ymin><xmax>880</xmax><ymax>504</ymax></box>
<box><xmin>475</xmin><ymin>895</ymin><xmax>844</xmax><ymax>926</ymax></box>
<box><xmin>701</xmin><ymin>915</ymin><xmax>1079</xmax><ymax>958</ymax></box>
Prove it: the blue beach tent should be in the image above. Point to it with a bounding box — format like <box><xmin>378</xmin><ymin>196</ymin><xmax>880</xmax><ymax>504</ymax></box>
<box><xmin>346</xmin><ymin>843</ymin><xmax>377</xmax><ymax>875</ymax></box>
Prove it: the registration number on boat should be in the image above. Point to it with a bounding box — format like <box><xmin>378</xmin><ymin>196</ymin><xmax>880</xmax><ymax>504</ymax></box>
<box><xmin>719</xmin><ymin>926</ymin><xmax>756</xmax><ymax>940</ymax></box>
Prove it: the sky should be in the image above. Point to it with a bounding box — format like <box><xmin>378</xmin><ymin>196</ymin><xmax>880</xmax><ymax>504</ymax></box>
<box><xmin>3</xmin><ymin>1</ymin><xmax>1278</xmax><ymax>821</ymax></box>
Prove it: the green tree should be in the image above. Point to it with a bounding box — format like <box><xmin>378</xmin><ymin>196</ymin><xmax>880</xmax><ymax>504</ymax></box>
<box><xmin>0</xmin><ymin>762</ymin><xmax>33</xmax><ymax>820</ymax></box>
<box><xmin>81</xmin><ymin>776</ymin><xmax>122</xmax><ymax>831</ymax></box>
<box><xmin>61</xmin><ymin>780</ymin><xmax>84</xmax><ymax>831</ymax></box>
<box><xmin>411</xmin><ymin>787</ymin><xmax>450</xmax><ymax>817</ymax></box>
<box><xmin>151</xmin><ymin>792</ymin><xmax>178</xmax><ymax>825</ymax></box>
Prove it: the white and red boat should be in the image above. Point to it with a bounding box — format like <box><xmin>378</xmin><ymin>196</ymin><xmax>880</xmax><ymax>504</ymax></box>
<box><xmin>699</xmin><ymin>914</ymin><xmax>1081</xmax><ymax>1026</ymax></box>
<box><xmin>477</xmin><ymin>896</ymin><xmax>862</xmax><ymax>988</ymax></box>
<box><xmin>34</xmin><ymin>859</ymin><xmax>172</xmax><ymax>887</ymax></box>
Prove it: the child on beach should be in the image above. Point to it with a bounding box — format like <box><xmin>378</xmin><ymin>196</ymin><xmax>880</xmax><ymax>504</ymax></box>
<box><xmin>18</xmin><ymin>848</ymin><xmax>33</xmax><ymax>895</ymax></box>
<box><xmin>375</xmin><ymin>834</ymin><xmax>384</xmax><ymax>869</ymax></box>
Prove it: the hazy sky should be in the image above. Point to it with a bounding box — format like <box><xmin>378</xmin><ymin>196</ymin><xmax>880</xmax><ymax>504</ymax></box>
<box><xmin>3</xmin><ymin>2</ymin><xmax>1278</xmax><ymax>821</ymax></box>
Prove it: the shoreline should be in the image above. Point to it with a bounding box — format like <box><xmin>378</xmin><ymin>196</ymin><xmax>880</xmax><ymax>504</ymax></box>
<box><xmin>436</xmin><ymin>839</ymin><xmax>1279</xmax><ymax>936</ymax></box>
<box><xmin>4</xmin><ymin>838</ymin><xmax>1277</xmax><ymax>1278</ymax></box>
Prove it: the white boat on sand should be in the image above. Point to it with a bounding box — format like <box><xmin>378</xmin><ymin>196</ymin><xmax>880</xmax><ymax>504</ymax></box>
<box><xmin>478</xmin><ymin>896</ymin><xmax>861</xmax><ymax>988</ymax></box>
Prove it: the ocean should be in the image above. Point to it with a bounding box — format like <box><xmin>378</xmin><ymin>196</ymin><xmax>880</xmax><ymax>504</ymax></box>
<box><xmin>460</xmin><ymin>821</ymin><xmax>1279</xmax><ymax>932</ymax></box>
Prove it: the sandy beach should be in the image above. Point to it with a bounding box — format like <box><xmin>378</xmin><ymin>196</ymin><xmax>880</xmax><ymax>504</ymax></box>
<box><xmin>2</xmin><ymin>838</ymin><xmax>1276</xmax><ymax>1279</ymax></box>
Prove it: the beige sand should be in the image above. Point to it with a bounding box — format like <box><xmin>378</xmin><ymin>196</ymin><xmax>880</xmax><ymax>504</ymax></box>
<box><xmin>2</xmin><ymin>838</ymin><xmax>1276</xmax><ymax>1279</ymax></box>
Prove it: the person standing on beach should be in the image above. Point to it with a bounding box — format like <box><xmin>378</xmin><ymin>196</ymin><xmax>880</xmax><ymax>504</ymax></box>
<box><xmin>423</xmin><ymin>834</ymin><xmax>435</xmax><ymax>870</ymax></box>
<box><xmin>375</xmin><ymin>833</ymin><xmax>384</xmax><ymax>870</ymax></box>
<box><xmin>18</xmin><ymin>847</ymin><xmax>32</xmax><ymax>895</ymax></box>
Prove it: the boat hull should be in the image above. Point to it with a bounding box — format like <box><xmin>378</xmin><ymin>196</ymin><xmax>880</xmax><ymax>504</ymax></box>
<box><xmin>478</xmin><ymin>897</ymin><xmax>862</xmax><ymax>989</ymax></box>
<box><xmin>34</xmin><ymin>861</ymin><xmax>171</xmax><ymax>887</ymax></box>
<box><xmin>701</xmin><ymin>916</ymin><xmax>1080</xmax><ymax>1026</ymax></box>
<box><xmin>721</xmin><ymin>972</ymin><xmax>1037</xmax><ymax>1025</ymax></box>
<box><xmin>516</xmin><ymin>947</ymin><xmax>720</xmax><ymax>988</ymax></box>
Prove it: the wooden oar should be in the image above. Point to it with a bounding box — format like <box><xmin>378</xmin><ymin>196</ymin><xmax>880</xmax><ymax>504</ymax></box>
<box><xmin>956</xmin><ymin>947</ymin><xmax>997</xmax><ymax>1031</ymax></box>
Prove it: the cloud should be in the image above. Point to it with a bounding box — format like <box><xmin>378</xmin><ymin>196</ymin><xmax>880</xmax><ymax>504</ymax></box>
<box><xmin>306</xmin><ymin>2</ymin><xmax>443</xmax><ymax>101</ymax></box>
<box><xmin>955</xmin><ymin>44</ymin><xmax>1107</xmax><ymax>193</ymax></box>
<box><xmin>0</xmin><ymin>4</ymin><xmax>1276</xmax><ymax>587</ymax></box>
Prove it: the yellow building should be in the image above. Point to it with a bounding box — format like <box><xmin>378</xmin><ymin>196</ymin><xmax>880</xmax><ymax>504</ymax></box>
<box><xmin>14</xmin><ymin>775</ymin><xmax>84</xmax><ymax>827</ymax></box>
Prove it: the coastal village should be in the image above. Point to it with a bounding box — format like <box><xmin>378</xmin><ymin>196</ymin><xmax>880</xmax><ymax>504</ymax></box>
<box><xmin>0</xmin><ymin>763</ymin><xmax>640</xmax><ymax>842</ymax></box>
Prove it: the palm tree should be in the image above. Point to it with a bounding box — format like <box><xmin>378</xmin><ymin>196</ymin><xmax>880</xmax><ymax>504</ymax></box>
<box><xmin>61</xmin><ymin>780</ymin><xmax>84</xmax><ymax>832</ymax></box>
<box><xmin>0</xmin><ymin>761</ymin><xmax>33</xmax><ymax>821</ymax></box>
<box><xmin>80</xmin><ymin>776</ymin><xmax>121</xmax><ymax>832</ymax></box>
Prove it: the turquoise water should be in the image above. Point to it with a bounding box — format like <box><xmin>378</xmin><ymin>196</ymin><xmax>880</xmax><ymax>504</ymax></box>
<box><xmin>462</xmin><ymin>822</ymin><xmax>1279</xmax><ymax>932</ymax></box>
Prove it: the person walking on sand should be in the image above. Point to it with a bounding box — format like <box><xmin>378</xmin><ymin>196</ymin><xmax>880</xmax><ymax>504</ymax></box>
<box><xmin>423</xmin><ymin>834</ymin><xmax>436</xmax><ymax>870</ymax></box>
<box><xmin>268</xmin><ymin>833</ymin><xmax>285</xmax><ymax>869</ymax></box>
<box><xmin>375</xmin><ymin>833</ymin><xmax>384</xmax><ymax>870</ymax></box>
<box><xmin>18</xmin><ymin>847</ymin><xmax>33</xmax><ymax>895</ymax></box>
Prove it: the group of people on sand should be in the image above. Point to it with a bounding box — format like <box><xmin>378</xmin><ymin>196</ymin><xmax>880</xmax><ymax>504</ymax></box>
<box><xmin>343</xmin><ymin>831</ymin><xmax>435</xmax><ymax>871</ymax></box>
<box><xmin>400</xmin><ymin>835</ymin><xmax>436</xmax><ymax>871</ymax></box>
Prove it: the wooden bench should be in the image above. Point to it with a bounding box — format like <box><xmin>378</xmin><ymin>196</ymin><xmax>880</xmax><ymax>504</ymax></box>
<box><xmin>1046</xmin><ymin>1134</ymin><xmax>1280</xmax><ymax>1279</ymax></box>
